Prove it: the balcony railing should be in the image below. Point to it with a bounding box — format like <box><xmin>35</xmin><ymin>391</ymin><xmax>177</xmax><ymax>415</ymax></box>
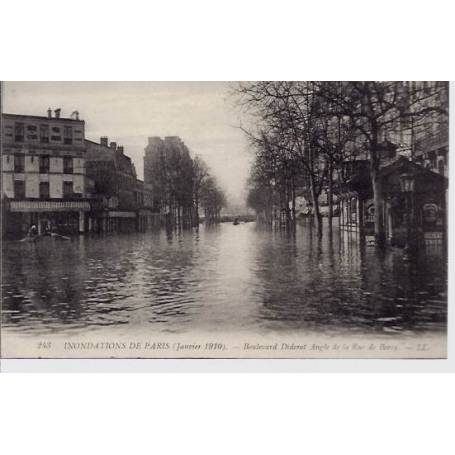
<box><xmin>10</xmin><ymin>200</ymin><xmax>91</xmax><ymax>212</ymax></box>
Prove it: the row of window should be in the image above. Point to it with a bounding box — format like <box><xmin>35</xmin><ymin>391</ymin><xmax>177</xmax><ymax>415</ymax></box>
<box><xmin>8</xmin><ymin>155</ymin><xmax>74</xmax><ymax>174</ymax></box>
<box><xmin>8</xmin><ymin>123</ymin><xmax>79</xmax><ymax>145</ymax></box>
<box><xmin>13</xmin><ymin>180</ymin><xmax>78</xmax><ymax>199</ymax></box>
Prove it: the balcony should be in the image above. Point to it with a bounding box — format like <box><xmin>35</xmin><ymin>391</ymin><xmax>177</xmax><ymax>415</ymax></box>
<box><xmin>9</xmin><ymin>200</ymin><xmax>91</xmax><ymax>213</ymax></box>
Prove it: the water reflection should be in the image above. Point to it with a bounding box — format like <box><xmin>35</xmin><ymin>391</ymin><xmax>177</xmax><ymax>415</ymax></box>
<box><xmin>2</xmin><ymin>222</ymin><xmax>447</xmax><ymax>336</ymax></box>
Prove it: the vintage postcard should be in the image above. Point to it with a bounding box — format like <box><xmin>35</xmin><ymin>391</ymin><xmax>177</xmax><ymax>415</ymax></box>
<box><xmin>0</xmin><ymin>81</ymin><xmax>449</xmax><ymax>360</ymax></box>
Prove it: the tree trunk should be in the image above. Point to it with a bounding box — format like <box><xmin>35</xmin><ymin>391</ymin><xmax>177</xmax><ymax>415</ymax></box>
<box><xmin>370</xmin><ymin>133</ymin><xmax>386</xmax><ymax>248</ymax></box>
<box><xmin>195</xmin><ymin>196</ymin><xmax>199</xmax><ymax>227</ymax></box>
<box><xmin>310</xmin><ymin>174</ymin><xmax>323</xmax><ymax>238</ymax></box>
<box><xmin>372</xmin><ymin>171</ymin><xmax>385</xmax><ymax>248</ymax></box>
<box><xmin>328</xmin><ymin>160</ymin><xmax>333</xmax><ymax>232</ymax></box>
<box><xmin>291</xmin><ymin>179</ymin><xmax>296</xmax><ymax>229</ymax></box>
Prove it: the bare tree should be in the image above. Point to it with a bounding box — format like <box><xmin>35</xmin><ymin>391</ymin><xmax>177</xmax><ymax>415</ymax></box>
<box><xmin>236</xmin><ymin>81</ymin><xmax>331</xmax><ymax>237</ymax></box>
<box><xmin>319</xmin><ymin>81</ymin><xmax>448</xmax><ymax>246</ymax></box>
<box><xmin>236</xmin><ymin>81</ymin><xmax>448</xmax><ymax>242</ymax></box>
<box><xmin>200</xmin><ymin>176</ymin><xmax>226</xmax><ymax>224</ymax></box>
<box><xmin>192</xmin><ymin>155</ymin><xmax>210</xmax><ymax>226</ymax></box>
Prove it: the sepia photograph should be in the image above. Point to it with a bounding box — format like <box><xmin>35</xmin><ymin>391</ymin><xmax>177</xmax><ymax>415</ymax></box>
<box><xmin>0</xmin><ymin>81</ymin><xmax>449</xmax><ymax>359</ymax></box>
<box><xmin>3</xmin><ymin>3</ymin><xmax>455</xmax><ymax>455</ymax></box>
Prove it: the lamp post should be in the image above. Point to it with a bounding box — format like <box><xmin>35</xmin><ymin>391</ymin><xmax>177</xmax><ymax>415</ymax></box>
<box><xmin>399</xmin><ymin>173</ymin><xmax>415</xmax><ymax>261</ymax></box>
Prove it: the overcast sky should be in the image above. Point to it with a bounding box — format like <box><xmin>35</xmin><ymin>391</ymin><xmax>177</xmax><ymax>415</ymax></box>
<box><xmin>2</xmin><ymin>81</ymin><xmax>251</xmax><ymax>208</ymax></box>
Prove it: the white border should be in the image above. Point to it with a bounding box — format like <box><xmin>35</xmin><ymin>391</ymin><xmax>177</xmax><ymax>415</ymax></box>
<box><xmin>1</xmin><ymin>1</ymin><xmax>454</xmax><ymax>373</ymax></box>
<box><xmin>2</xmin><ymin>81</ymin><xmax>453</xmax><ymax>371</ymax></box>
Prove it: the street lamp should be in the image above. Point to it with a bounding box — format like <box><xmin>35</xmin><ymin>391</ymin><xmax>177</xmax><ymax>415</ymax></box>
<box><xmin>399</xmin><ymin>173</ymin><xmax>415</xmax><ymax>260</ymax></box>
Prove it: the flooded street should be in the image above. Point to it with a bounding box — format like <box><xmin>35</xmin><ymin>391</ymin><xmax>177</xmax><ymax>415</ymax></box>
<box><xmin>2</xmin><ymin>222</ymin><xmax>447</xmax><ymax>337</ymax></box>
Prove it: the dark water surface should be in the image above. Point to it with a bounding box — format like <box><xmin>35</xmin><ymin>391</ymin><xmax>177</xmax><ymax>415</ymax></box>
<box><xmin>1</xmin><ymin>222</ymin><xmax>447</xmax><ymax>336</ymax></box>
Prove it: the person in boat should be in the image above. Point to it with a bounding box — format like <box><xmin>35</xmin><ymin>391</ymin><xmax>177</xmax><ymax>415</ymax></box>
<box><xmin>28</xmin><ymin>224</ymin><xmax>38</xmax><ymax>238</ymax></box>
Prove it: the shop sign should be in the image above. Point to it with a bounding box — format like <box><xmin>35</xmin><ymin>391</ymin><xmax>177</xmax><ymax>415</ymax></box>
<box><xmin>422</xmin><ymin>203</ymin><xmax>439</xmax><ymax>225</ymax></box>
<box><xmin>365</xmin><ymin>200</ymin><xmax>375</xmax><ymax>223</ymax></box>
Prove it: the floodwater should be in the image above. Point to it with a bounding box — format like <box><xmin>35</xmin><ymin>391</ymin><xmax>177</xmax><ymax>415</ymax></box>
<box><xmin>1</xmin><ymin>222</ymin><xmax>447</xmax><ymax>337</ymax></box>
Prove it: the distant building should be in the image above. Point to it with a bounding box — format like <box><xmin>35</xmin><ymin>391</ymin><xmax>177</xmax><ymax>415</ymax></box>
<box><xmin>1</xmin><ymin>109</ymin><xmax>92</xmax><ymax>236</ymax></box>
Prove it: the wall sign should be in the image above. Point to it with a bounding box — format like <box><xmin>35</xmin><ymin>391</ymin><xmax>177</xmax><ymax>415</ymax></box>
<box><xmin>423</xmin><ymin>203</ymin><xmax>439</xmax><ymax>225</ymax></box>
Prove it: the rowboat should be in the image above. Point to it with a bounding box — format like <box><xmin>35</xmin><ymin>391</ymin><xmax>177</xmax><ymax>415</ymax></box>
<box><xmin>19</xmin><ymin>233</ymin><xmax>71</xmax><ymax>242</ymax></box>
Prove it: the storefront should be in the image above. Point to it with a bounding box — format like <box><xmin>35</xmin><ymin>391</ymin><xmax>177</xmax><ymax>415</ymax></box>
<box><xmin>338</xmin><ymin>160</ymin><xmax>373</xmax><ymax>240</ymax></box>
<box><xmin>379</xmin><ymin>158</ymin><xmax>447</xmax><ymax>249</ymax></box>
<box><xmin>137</xmin><ymin>209</ymin><xmax>161</xmax><ymax>231</ymax></box>
<box><xmin>337</xmin><ymin>157</ymin><xmax>447</xmax><ymax>251</ymax></box>
<box><xmin>6</xmin><ymin>200</ymin><xmax>91</xmax><ymax>237</ymax></box>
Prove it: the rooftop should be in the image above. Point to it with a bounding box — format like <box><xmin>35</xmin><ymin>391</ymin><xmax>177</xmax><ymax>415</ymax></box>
<box><xmin>2</xmin><ymin>112</ymin><xmax>84</xmax><ymax>123</ymax></box>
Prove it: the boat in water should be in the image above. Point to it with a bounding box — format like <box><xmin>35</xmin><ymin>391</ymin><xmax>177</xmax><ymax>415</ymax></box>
<box><xmin>19</xmin><ymin>233</ymin><xmax>71</xmax><ymax>243</ymax></box>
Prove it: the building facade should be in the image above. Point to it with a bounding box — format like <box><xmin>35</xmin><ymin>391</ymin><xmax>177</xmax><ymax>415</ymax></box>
<box><xmin>1</xmin><ymin>109</ymin><xmax>92</xmax><ymax>237</ymax></box>
<box><xmin>85</xmin><ymin>137</ymin><xmax>138</xmax><ymax>232</ymax></box>
<box><xmin>338</xmin><ymin>153</ymin><xmax>448</xmax><ymax>249</ymax></box>
<box><xmin>85</xmin><ymin>137</ymin><xmax>159</xmax><ymax>233</ymax></box>
<box><xmin>135</xmin><ymin>179</ymin><xmax>160</xmax><ymax>230</ymax></box>
<box><xmin>379</xmin><ymin>81</ymin><xmax>449</xmax><ymax>176</ymax></box>
<box><xmin>337</xmin><ymin>82</ymin><xmax>449</xmax><ymax>248</ymax></box>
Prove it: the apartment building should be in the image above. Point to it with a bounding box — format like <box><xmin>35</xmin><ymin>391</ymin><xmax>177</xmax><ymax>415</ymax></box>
<box><xmin>1</xmin><ymin>108</ymin><xmax>92</xmax><ymax>236</ymax></box>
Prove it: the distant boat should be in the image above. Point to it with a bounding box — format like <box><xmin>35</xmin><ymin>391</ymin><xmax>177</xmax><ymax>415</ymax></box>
<box><xmin>233</xmin><ymin>218</ymin><xmax>240</xmax><ymax>225</ymax></box>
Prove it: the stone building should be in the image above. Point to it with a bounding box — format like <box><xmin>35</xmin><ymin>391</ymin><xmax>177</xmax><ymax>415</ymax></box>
<box><xmin>337</xmin><ymin>82</ymin><xmax>449</xmax><ymax>249</ymax></box>
<box><xmin>135</xmin><ymin>179</ymin><xmax>160</xmax><ymax>231</ymax></box>
<box><xmin>378</xmin><ymin>81</ymin><xmax>448</xmax><ymax>176</ymax></box>
<box><xmin>85</xmin><ymin>137</ymin><xmax>139</xmax><ymax>232</ymax></box>
<box><xmin>85</xmin><ymin>137</ymin><xmax>158</xmax><ymax>233</ymax></box>
<box><xmin>1</xmin><ymin>109</ymin><xmax>92</xmax><ymax>237</ymax></box>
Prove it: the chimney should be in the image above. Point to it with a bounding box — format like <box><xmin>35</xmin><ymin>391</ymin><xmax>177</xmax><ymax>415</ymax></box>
<box><xmin>100</xmin><ymin>136</ymin><xmax>109</xmax><ymax>147</ymax></box>
<box><xmin>47</xmin><ymin>108</ymin><xmax>52</xmax><ymax>118</ymax></box>
<box><xmin>71</xmin><ymin>110</ymin><xmax>80</xmax><ymax>121</ymax></box>
<box><xmin>110</xmin><ymin>141</ymin><xmax>117</xmax><ymax>150</ymax></box>
<box><xmin>117</xmin><ymin>146</ymin><xmax>124</xmax><ymax>154</ymax></box>
<box><xmin>54</xmin><ymin>108</ymin><xmax>61</xmax><ymax>119</ymax></box>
